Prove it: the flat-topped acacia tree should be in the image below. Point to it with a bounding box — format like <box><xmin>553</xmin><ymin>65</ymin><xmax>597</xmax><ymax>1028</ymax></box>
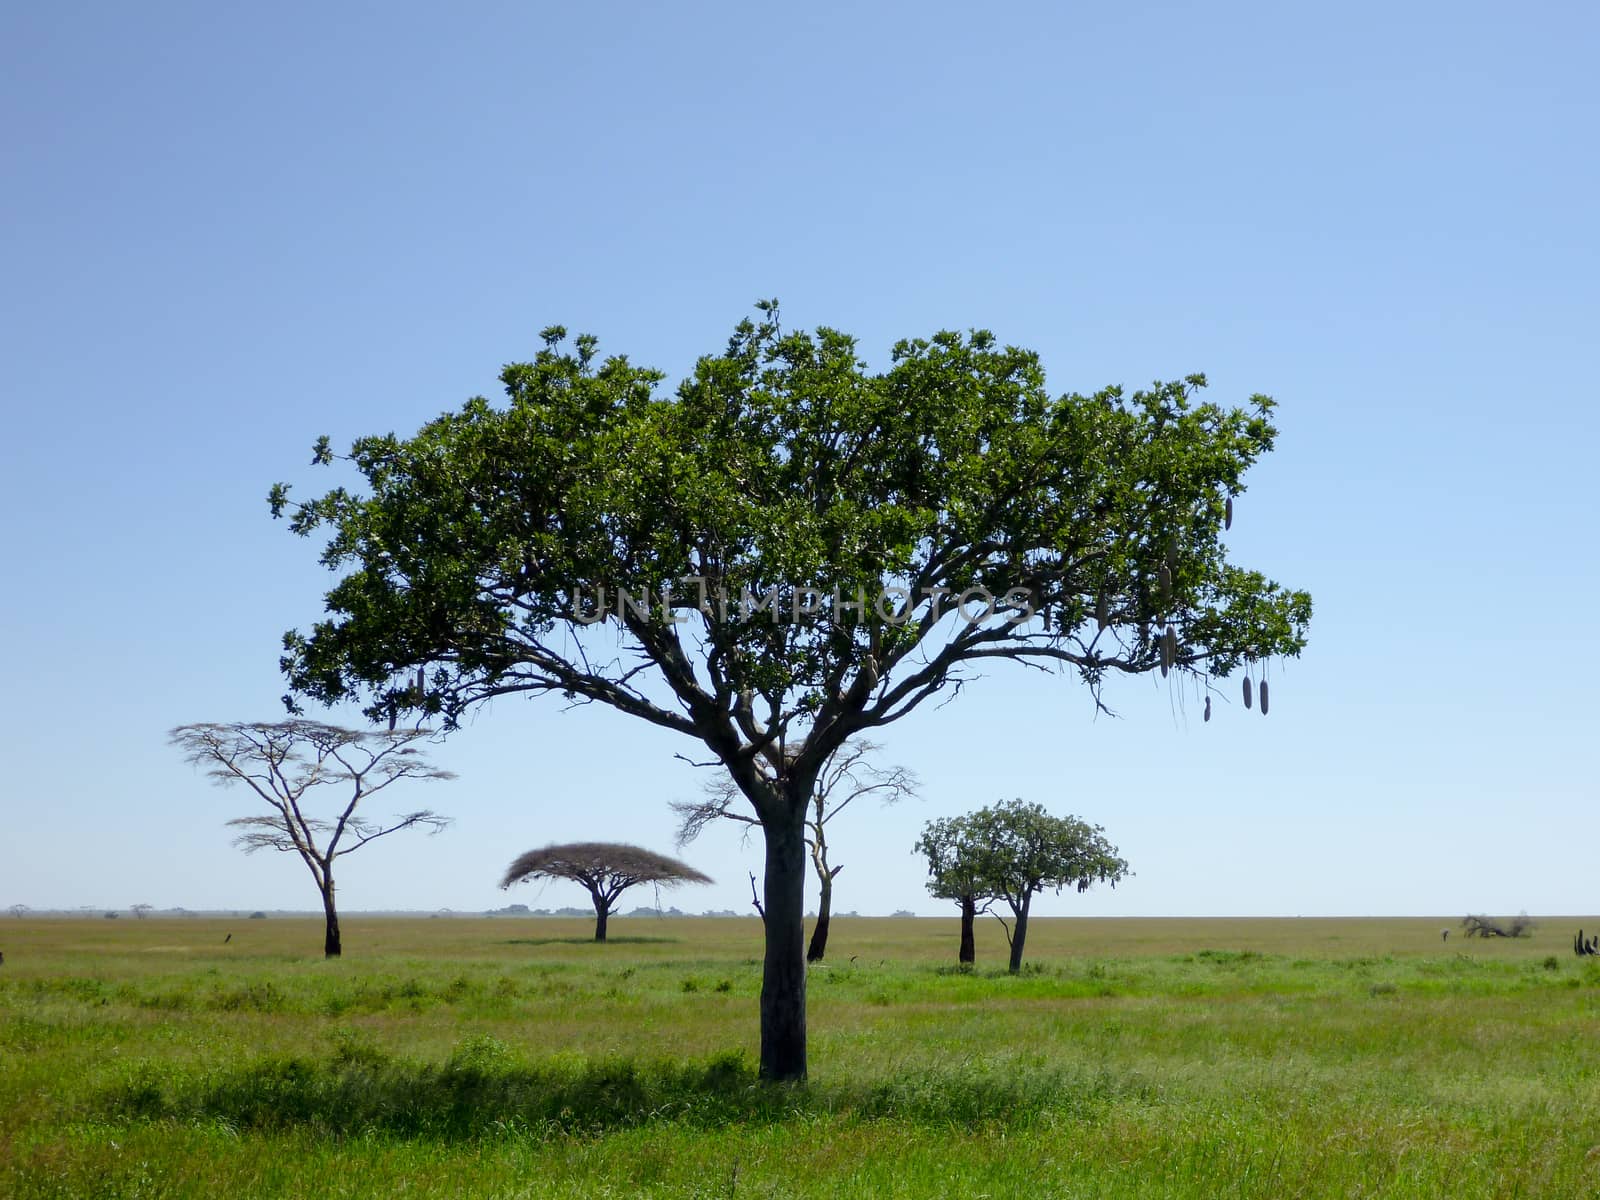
<box><xmin>501</xmin><ymin>842</ymin><xmax>712</xmax><ymax>941</ymax></box>
<box><xmin>270</xmin><ymin>302</ymin><xmax>1312</xmax><ymax>1079</ymax></box>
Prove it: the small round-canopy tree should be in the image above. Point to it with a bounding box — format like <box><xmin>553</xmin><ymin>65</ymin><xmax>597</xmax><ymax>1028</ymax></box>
<box><xmin>972</xmin><ymin>800</ymin><xmax>1128</xmax><ymax>973</ymax></box>
<box><xmin>918</xmin><ymin>800</ymin><xmax>1128</xmax><ymax>972</ymax></box>
<box><xmin>914</xmin><ymin>811</ymin><xmax>989</xmax><ymax>965</ymax></box>
<box><xmin>501</xmin><ymin>842</ymin><xmax>712</xmax><ymax>941</ymax></box>
<box><xmin>271</xmin><ymin>303</ymin><xmax>1310</xmax><ymax>1079</ymax></box>
<box><xmin>171</xmin><ymin>721</ymin><xmax>454</xmax><ymax>957</ymax></box>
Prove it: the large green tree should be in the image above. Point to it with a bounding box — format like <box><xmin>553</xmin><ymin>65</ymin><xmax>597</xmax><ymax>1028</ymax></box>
<box><xmin>270</xmin><ymin>302</ymin><xmax>1311</xmax><ymax>1080</ymax></box>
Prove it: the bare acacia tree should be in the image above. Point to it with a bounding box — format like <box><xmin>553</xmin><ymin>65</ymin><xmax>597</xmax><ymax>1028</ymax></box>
<box><xmin>131</xmin><ymin>904</ymin><xmax>153</xmax><ymax>920</ymax></box>
<box><xmin>8</xmin><ymin>905</ymin><xmax>28</xmax><ymax>919</ymax></box>
<box><xmin>501</xmin><ymin>842</ymin><xmax>712</xmax><ymax>942</ymax></box>
<box><xmin>170</xmin><ymin>720</ymin><xmax>454</xmax><ymax>957</ymax></box>
<box><xmin>673</xmin><ymin>740</ymin><xmax>916</xmax><ymax>962</ymax></box>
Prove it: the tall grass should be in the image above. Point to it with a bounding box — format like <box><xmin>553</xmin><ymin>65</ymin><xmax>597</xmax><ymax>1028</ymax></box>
<box><xmin>5</xmin><ymin>915</ymin><xmax>1600</xmax><ymax>1197</ymax></box>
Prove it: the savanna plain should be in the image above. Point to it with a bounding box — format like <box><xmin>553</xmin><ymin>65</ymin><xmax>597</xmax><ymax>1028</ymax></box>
<box><xmin>4</xmin><ymin>915</ymin><xmax>1599</xmax><ymax>1198</ymax></box>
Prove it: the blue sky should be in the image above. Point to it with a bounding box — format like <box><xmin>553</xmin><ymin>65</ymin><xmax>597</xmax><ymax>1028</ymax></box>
<box><xmin>2</xmin><ymin>1</ymin><xmax>1595</xmax><ymax>919</ymax></box>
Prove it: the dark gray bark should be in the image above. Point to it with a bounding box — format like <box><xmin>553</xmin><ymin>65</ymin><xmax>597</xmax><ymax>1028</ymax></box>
<box><xmin>1007</xmin><ymin>890</ymin><xmax>1033</xmax><ymax>974</ymax></box>
<box><xmin>806</xmin><ymin>872</ymin><xmax>833</xmax><ymax>963</ymax></box>
<box><xmin>592</xmin><ymin>895</ymin><xmax>610</xmax><ymax>942</ymax></box>
<box><xmin>321</xmin><ymin>885</ymin><xmax>342</xmax><ymax>959</ymax></box>
<box><xmin>759</xmin><ymin>806</ymin><xmax>809</xmax><ymax>1081</ymax></box>
<box><xmin>959</xmin><ymin>894</ymin><xmax>976</xmax><ymax>964</ymax></box>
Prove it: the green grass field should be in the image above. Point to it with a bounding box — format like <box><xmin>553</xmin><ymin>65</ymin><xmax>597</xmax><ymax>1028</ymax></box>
<box><xmin>4</xmin><ymin>914</ymin><xmax>1599</xmax><ymax>1198</ymax></box>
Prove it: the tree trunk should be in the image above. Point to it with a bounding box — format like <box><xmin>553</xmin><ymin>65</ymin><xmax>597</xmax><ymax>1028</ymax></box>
<box><xmin>321</xmin><ymin>885</ymin><xmax>342</xmax><ymax>959</ymax></box>
<box><xmin>959</xmin><ymin>894</ymin><xmax>976</xmax><ymax>964</ymax></box>
<box><xmin>806</xmin><ymin>872</ymin><xmax>833</xmax><ymax>963</ymax></box>
<box><xmin>1007</xmin><ymin>891</ymin><xmax>1032</xmax><ymax>974</ymax></box>
<box><xmin>592</xmin><ymin>896</ymin><xmax>609</xmax><ymax>943</ymax></box>
<box><xmin>759</xmin><ymin>808</ymin><xmax>808</xmax><ymax>1081</ymax></box>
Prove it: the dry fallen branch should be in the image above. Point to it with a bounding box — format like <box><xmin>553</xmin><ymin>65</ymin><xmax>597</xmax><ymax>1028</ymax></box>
<box><xmin>1461</xmin><ymin>913</ymin><xmax>1534</xmax><ymax>939</ymax></box>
